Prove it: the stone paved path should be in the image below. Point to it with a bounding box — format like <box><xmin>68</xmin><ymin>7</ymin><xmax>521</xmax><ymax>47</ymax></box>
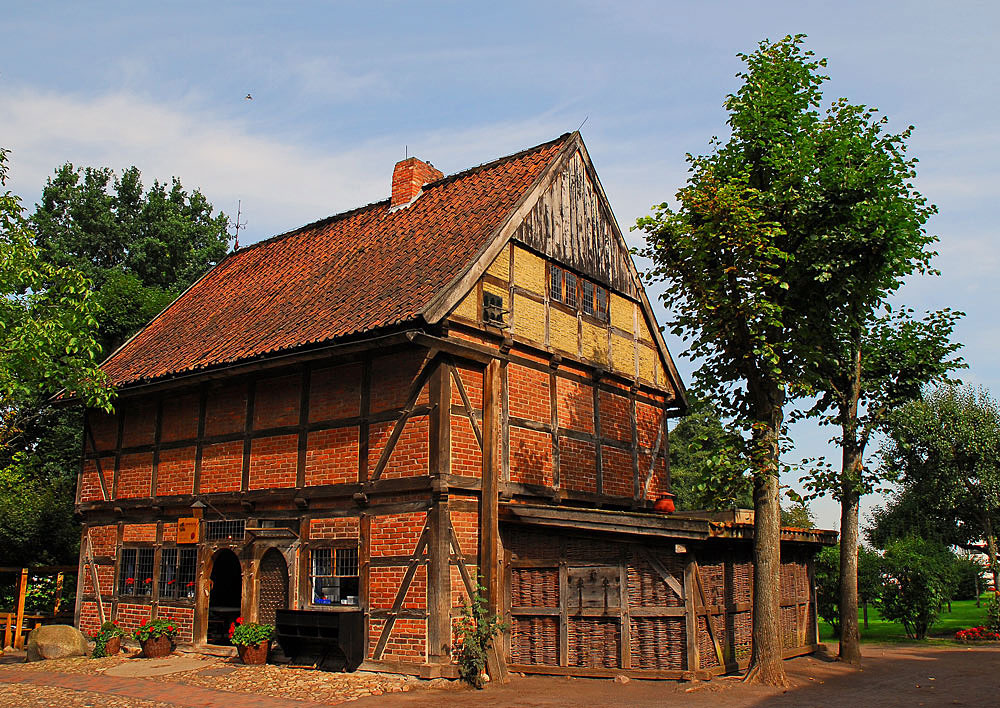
<box><xmin>0</xmin><ymin>671</ymin><xmax>337</xmax><ymax>707</ymax></box>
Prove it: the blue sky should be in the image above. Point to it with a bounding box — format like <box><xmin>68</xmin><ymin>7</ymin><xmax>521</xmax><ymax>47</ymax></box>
<box><xmin>3</xmin><ymin>1</ymin><xmax>998</xmax><ymax>531</ymax></box>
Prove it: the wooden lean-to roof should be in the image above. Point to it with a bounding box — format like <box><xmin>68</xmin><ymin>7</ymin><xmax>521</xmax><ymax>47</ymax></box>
<box><xmin>101</xmin><ymin>132</ymin><xmax>687</xmax><ymax>404</ymax></box>
<box><xmin>103</xmin><ymin>134</ymin><xmax>571</xmax><ymax>387</ymax></box>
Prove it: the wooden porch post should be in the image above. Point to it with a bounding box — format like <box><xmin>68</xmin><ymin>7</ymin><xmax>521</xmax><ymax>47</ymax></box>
<box><xmin>427</xmin><ymin>363</ymin><xmax>452</xmax><ymax>664</ymax></box>
<box><xmin>14</xmin><ymin>567</ymin><xmax>28</xmax><ymax>649</ymax></box>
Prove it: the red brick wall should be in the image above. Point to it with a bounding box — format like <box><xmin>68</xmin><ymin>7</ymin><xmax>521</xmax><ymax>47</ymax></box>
<box><xmin>450</xmin><ymin>416</ymin><xmax>482</xmax><ymax>478</ymax></box>
<box><xmin>369</xmin><ymin>417</ymin><xmax>429</xmax><ymax>480</ymax></box>
<box><xmin>310</xmin><ymin>364</ymin><xmax>361</xmax><ymax>421</ymax></box>
<box><xmin>200</xmin><ymin>440</ymin><xmax>243</xmax><ymax>493</ymax></box>
<box><xmin>123</xmin><ymin>523</ymin><xmax>157</xmax><ymax>542</ymax></box>
<box><xmin>161</xmin><ymin>392</ymin><xmax>199</xmax><ymax>443</ymax></box>
<box><xmin>370</xmin><ymin>352</ymin><xmax>428</xmax><ymax>413</ymax></box>
<box><xmin>560</xmin><ymin>438</ymin><xmax>597</xmax><ymax>493</ymax></box>
<box><xmin>249</xmin><ymin>434</ymin><xmax>297</xmax><ymax>489</ymax></box>
<box><xmin>450</xmin><ymin>365</ymin><xmax>483</xmax><ymax>409</ymax></box>
<box><xmin>162</xmin><ymin>522</ymin><xmax>177</xmax><ymax>543</ymax></box>
<box><xmin>121</xmin><ymin>399</ymin><xmax>156</xmax><ymax>448</ymax></box>
<box><xmin>158</xmin><ymin>606</ymin><xmax>195</xmax><ymax>643</ymax></box>
<box><xmin>117</xmin><ymin>452</ymin><xmax>153</xmax><ymax>499</ymax></box>
<box><xmin>603</xmin><ymin>447</ymin><xmax>633</xmax><ymax>498</ymax></box>
<box><xmin>82</xmin><ymin>564</ymin><xmax>115</xmax><ymax>596</ymax></box>
<box><xmin>88</xmin><ymin>410</ymin><xmax>118</xmax><ymax>452</ymax></box>
<box><xmin>254</xmin><ymin>374</ymin><xmax>301</xmax><ymax>429</ymax></box>
<box><xmin>80</xmin><ymin>458</ymin><xmax>113</xmax><ymax>502</ymax></box>
<box><xmin>368</xmin><ymin>617</ymin><xmax>427</xmax><ymax>662</ymax></box>
<box><xmin>509</xmin><ymin>426</ymin><xmax>553</xmax><ymax>487</ymax></box>
<box><xmin>450</xmin><ymin>508</ymin><xmax>479</xmax><ymax>607</ymax></box>
<box><xmin>641</xmin><ymin>451</ymin><xmax>669</xmax><ymax>499</ymax></box>
<box><xmin>115</xmin><ymin>602</ymin><xmax>153</xmax><ymax>633</ymax></box>
<box><xmin>88</xmin><ymin>525</ymin><xmax>117</xmax><ymax>556</ymax></box>
<box><xmin>508</xmin><ymin>364</ymin><xmax>549</xmax><ymax>423</ymax></box>
<box><xmin>79</xmin><ymin>601</ymin><xmax>101</xmax><ymax>637</ymax></box>
<box><xmin>204</xmin><ymin>381</ymin><xmax>248</xmax><ymax>437</ymax></box>
<box><xmin>309</xmin><ymin>517</ymin><xmax>359</xmax><ymax>540</ymax></box>
<box><xmin>556</xmin><ymin>377</ymin><xmax>594</xmax><ymax>433</ymax></box>
<box><xmin>305</xmin><ymin>427</ymin><xmax>359</xmax><ymax>486</ymax></box>
<box><xmin>599</xmin><ymin>389</ymin><xmax>631</xmax><ymax>443</ymax></box>
<box><xmin>370</xmin><ymin>512</ymin><xmax>426</xmax><ymax>557</ymax></box>
<box><xmin>156</xmin><ymin>446</ymin><xmax>195</xmax><ymax>497</ymax></box>
<box><xmin>636</xmin><ymin>401</ymin><xmax>664</xmax><ymax>448</ymax></box>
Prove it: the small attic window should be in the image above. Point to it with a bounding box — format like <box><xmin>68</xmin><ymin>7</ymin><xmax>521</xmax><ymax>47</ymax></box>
<box><xmin>550</xmin><ymin>264</ymin><xmax>609</xmax><ymax>322</ymax></box>
<box><xmin>483</xmin><ymin>291</ymin><xmax>506</xmax><ymax>326</ymax></box>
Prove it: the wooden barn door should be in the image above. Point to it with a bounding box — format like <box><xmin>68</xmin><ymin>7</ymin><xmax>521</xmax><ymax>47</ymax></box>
<box><xmin>257</xmin><ymin>548</ymin><xmax>289</xmax><ymax>625</ymax></box>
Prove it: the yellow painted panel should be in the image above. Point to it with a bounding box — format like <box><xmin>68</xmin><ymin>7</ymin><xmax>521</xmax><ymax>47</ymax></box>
<box><xmin>550</xmin><ymin>308</ymin><xmax>578</xmax><ymax>355</ymax></box>
<box><xmin>610</xmin><ymin>294</ymin><xmax>634</xmax><ymax>333</ymax></box>
<box><xmin>637</xmin><ymin>313</ymin><xmax>656</xmax><ymax>345</ymax></box>
<box><xmin>656</xmin><ymin>360</ymin><xmax>669</xmax><ymax>389</ymax></box>
<box><xmin>452</xmin><ymin>288</ymin><xmax>478</xmax><ymax>322</ymax></box>
<box><xmin>513</xmin><ymin>246</ymin><xmax>546</xmax><ymax>295</ymax></box>
<box><xmin>486</xmin><ymin>244</ymin><xmax>510</xmax><ymax>282</ymax></box>
<box><xmin>612</xmin><ymin>334</ymin><xmax>635</xmax><ymax>377</ymax></box>
<box><xmin>581</xmin><ymin>320</ymin><xmax>608</xmax><ymax>366</ymax></box>
<box><xmin>483</xmin><ymin>280</ymin><xmax>506</xmax><ymax>299</ymax></box>
<box><xmin>638</xmin><ymin>343</ymin><xmax>657</xmax><ymax>383</ymax></box>
<box><xmin>512</xmin><ymin>293</ymin><xmax>545</xmax><ymax>344</ymax></box>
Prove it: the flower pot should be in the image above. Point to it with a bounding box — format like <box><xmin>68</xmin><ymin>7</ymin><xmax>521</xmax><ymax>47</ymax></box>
<box><xmin>140</xmin><ymin>635</ymin><xmax>173</xmax><ymax>658</ymax></box>
<box><xmin>653</xmin><ymin>495</ymin><xmax>676</xmax><ymax>514</ymax></box>
<box><xmin>237</xmin><ymin>641</ymin><xmax>269</xmax><ymax>665</ymax></box>
<box><xmin>104</xmin><ymin>636</ymin><xmax>121</xmax><ymax>655</ymax></box>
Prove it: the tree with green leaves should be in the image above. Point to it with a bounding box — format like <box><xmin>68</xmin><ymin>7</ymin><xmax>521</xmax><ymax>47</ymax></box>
<box><xmin>803</xmin><ymin>307</ymin><xmax>964</xmax><ymax>664</ymax></box>
<box><xmin>877</xmin><ymin>536</ymin><xmax>956</xmax><ymax>640</ymax></box>
<box><xmin>637</xmin><ymin>34</ymin><xmax>936</xmax><ymax>683</ymax></box>
<box><xmin>0</xmin><ymin>158</ymin><xmax>230</xmax><ymax>567</ymax></box>
<box><xmin>879</xmin><ymin>385</ymin><xmax>1000</xmax><ymax>592</ymax></box>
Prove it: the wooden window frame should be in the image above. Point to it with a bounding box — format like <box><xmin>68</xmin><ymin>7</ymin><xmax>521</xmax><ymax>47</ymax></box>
<box><xmin>308</xmin><ymin>544</ymin><xmax>360</xmax><ymax>608</ymax></box>
<box><xmin>548</xmin><ymin>263</ymin><xmax>609</xmax><ymax>322</ymax></box>
<box><xmin>158</xmin><ymin>546</ymin><xmax>198</xmax><ymax>601</ymax></box>
<box><xmin>118</xmin><ymin>546</ymin><xmax>156</xmax><ymax>599</ymax></box>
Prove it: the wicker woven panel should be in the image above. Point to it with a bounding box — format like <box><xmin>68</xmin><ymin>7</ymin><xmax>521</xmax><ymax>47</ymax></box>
<box><xmin>727</xmin><ymin>560</ymin><xmax>753</xmax><ymax>605</ymax></box>
<box><xmin>257</xmin><ymin>549</ymin><xmax>288</xmax><ymax>625</ymax></box>
<box><xmin>629</xmin><ymin>617</ymin><xmax>686</xmax><ymax>670</ymax></box>
<box><xmin>698</xmin><ymin>561</ymin><xmax>725</xmax><ymax>606</ymax></box>
<box><xmin>511</xmin><ymin>616</ymin><xmax>559</xmax><ymax>665</ymax></box>
<box><xmin>568</xmin><ymin>617</ymin><xmax>620</xmax><ymax>669</ymax></box>
<box><xmin>511</xmin><ymin>568</ymin><xmax>559</xmax><ymax>608</ymax></box>
<box><xmin>564</xmin><ymin>537</ymin><xmax>619</xmax><ymax>564</ymax></box>
<box><xmin>506</xmin><ymin>529</ymin><xmax>561</xmax><ymax>563</ymax></box>
<box><xmin>697</xmin><ymin>614</ymin><xmax>726</xmax><ymax>669</ymax></box>
<box><xmin>626</xmin><ymin>553</ymin><xmax>683</xmax><ymax>608</ymax></box>
<box><xmin>730</xmin><ymin>610</ymin><xmax>752</xmax><ymax>662</ymax></box>
<box><xmin>780</xmin><ymin>605</ymin><xmax>799</xmax><ymax>649</ymax></box>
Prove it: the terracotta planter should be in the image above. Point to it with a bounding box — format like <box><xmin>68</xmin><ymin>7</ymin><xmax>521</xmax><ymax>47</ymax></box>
<box><xmin>653</xmin><ymin>495</ymin><xmax>676</xmax><ymax>514</ymax></box>
<box><xmin>104</xmin><ymin>636</ymin><xmax>122</xmax><ymax>655</ymax></box>
<box><xmin>237</xmin><ymin>641</ymin><xmax>269</xmax><ymax>665</ymax></box>
<box><xmin>140</xmin><ymin>635</ymin><xmax>174</xmax><ymax>658</ymax></box>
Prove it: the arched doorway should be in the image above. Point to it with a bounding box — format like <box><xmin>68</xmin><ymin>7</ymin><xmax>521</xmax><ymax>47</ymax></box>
<box><xmin>207</xmin><ymin>549</ymin><xmax>242</xmax><ymax>645</ymax></box>
<box><xmin>257</xmin><ymin>548</ymin><xmax>289</xmax><ymax>626</ymax></box>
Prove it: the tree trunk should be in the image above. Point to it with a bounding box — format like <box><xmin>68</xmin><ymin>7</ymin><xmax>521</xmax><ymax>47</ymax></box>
<box><xmin>839</xmin><ymin>481</ymin><xmax>862</xmax><ymax>665</ymax></box>
<box><xmin>984</xmin><ymin>517</ymin><xmax>1000</xmax><ymax>593</ymax></box>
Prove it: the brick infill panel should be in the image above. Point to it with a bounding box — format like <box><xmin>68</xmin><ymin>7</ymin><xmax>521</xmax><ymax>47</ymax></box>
<box><xmin>0</xmin><ymin>670</ymin><xmax>334</xmax><ymax>708</ymax></box>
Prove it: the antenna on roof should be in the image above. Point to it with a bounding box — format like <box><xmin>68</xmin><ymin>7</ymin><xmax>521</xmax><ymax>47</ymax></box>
<box><xmin>405</xmin><ymin>144</ymin><xmax>408</xmax><ymax>159</ymax></box>
<box><xmin>577</xmin><ymin>116</ymin><xmax>589</xmax><ymax>133</ymax></box>
<box><xmin>232</xmin><ymin>200</ymin><xmax>247</xmax><ymax>251</ymax></box>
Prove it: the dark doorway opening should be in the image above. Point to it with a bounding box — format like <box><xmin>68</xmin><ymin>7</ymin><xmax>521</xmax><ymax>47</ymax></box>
<box><xmin>207</xmin><ymin>549</ymin><xmax>242</xmax><ymax>645</ymax></box>
<box><xmin>257</xmin><ymin>548</ymin><xmax>289</xmax><ymax>626</ymax></box>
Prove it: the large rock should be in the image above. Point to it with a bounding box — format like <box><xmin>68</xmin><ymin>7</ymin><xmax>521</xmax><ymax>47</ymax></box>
<box><xmin>25</xmin><ymin>624</ymin><xmax>89</xmax><ymax>662</ymax></box>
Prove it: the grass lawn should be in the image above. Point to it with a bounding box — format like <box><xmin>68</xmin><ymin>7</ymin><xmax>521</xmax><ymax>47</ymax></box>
<box><xmin>818</xmin><ymin>593</ymin><xmax>993</xmax><ymax>643</ymax></box>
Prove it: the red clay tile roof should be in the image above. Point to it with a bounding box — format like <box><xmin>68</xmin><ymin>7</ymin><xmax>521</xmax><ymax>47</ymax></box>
<box><xmin>102</xmin><ymin>134</ymin><xmax>571</xmax><ymax>387</ymax></box>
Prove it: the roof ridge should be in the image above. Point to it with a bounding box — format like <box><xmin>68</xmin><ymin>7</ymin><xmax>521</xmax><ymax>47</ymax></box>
<box><xmin>228</xmin><ymin>132</ymin><xmax>573</xmax><ymax>258</ymax></box>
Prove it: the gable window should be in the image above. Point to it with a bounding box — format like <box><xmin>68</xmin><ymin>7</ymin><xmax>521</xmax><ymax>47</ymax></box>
<box><xmin>549</xmin><ymin>264</ymin><xmax>608</xmax><ymax>322</ymax></box>
<box><xmin>310</xmin><ymin>546</ymin><xmax>360</xmax><ymax>606</ymax></box>
<box><xmin>159</xmin><ymin>547</ymin><xmax>198</xmax><ymax>599</ymax></box>
<box><xmin>483</xmin><ymin>291</ymin><xmax>506</xmax><ymax>326</ymax></box>
<box><xmin>118</xmin><ymin>547</ymin><xmax>155</xmax><ymax>598</ymax></box>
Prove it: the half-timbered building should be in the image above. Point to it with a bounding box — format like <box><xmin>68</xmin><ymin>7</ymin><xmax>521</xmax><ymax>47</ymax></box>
<box><xmin>75</xmin><ymin>132</ymin><xmax>833</xmax><ymax>679</ymax></box>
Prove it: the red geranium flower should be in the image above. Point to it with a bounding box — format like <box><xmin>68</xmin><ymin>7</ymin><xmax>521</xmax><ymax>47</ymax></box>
<box><xmin>144</xmin><ymin>578</ymin><xmax>152</xmax><ymax>584</ymax></box>
<box><xmin>140</xmin><ymin>618</ymin><xmax>147</xmax><ymax>627</ymax></box>
<box><xmin>186</xmin><ymin>582</ymin><xmax>194</xmax><ymax>588</ymax></box>
<box><xmin>126</xmin><ymin>577</ymin><xmax>135</xmax><ymax>584</ymax></box>
<box><xmin>236</xmin><ymin>616</ymin><xmax>244</xmax><ymax>624</ymax></box>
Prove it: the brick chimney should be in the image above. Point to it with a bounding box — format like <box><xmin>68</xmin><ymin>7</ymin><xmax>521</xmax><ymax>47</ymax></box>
<box><xmin>391</xmin><ymin>157</ymin><xmax>444</xmax><ymax>208</ymax></box>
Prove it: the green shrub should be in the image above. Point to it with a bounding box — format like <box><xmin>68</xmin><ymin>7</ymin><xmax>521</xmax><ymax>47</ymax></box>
<box><xmin>987</xmin><ymin>593</ymin><xmax>1000</xmax><ymax>633</ymax></box>
<box><xmin>455</xmin><ymin>585</ymin><xmax>508</xmax><ymax>689</ymax></box>
<box><xmin>229</xmin><ymin>618</ymin><xmax>274</xmax><ymax>647</ymax></box>
<box><xmin>91</xmin><ymin>620</ymin><xmax>126</xmax><ymax>658</ymax></box>
<box><xmin>952</xmin><ymin>557</ymin><xmax>986</xmax><ymax>601</ymax></box>
<box><xmin>814</xmin><ymin>545</ymin><xmax>841</xmax><ymax>637</ymax></box>
<box><xmin>877</xmin><ymin>537</ymin><xmax>955</xmax><ymax>639</ymax></box>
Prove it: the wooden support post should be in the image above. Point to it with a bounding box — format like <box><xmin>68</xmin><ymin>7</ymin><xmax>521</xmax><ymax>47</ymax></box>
<box><xmin>427</xmin><ymin>356</ymin><xmax>453</xmax><ymax>664</ymax></box>
<box><xmin>558</xmin><ymin>557</ymin><xmax>569</xmax><ymax>668</ymax></box>
<box><xmin>480</xmin><ymin>359</ymin><xmax>508</xmax><ymax>683</ymax></box>
<box><xmin>619</xmin><ymin>548</ymin><xmax>631</xmax><ymax>670</ymax></box>
<box><xmin>3</xmin><ymin>612</ymin><xmax>11</xmax><ymax>650</ymax></box>
<box><xmin>53</xmin><ymin>572</ymin><xmax>65</xmax><ymax>615</ymax></box>
<box><xmin>683</xmin><ymin>557</ymin><xmax>699</xmax><ymax>673</ymax></box>
<box><xmin>14</xmin><ymin>567</ymin><xmax>28</xmax><ymax>649</ymax></box>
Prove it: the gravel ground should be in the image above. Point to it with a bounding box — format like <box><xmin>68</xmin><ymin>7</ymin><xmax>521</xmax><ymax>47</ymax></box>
<box><xmin>148</xmin><ymin>663</ymin><xmax>430</xmax><ymax>704</ymax></box>
<box><xmin>0</xmin><ymin>682</ymin><xmax>174</xmax><ymax>708</ymax></box>
<box><xmin>5</xmin><ymin>655</ymin><xmax>128</xmax><ymax>674</ymax></box>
